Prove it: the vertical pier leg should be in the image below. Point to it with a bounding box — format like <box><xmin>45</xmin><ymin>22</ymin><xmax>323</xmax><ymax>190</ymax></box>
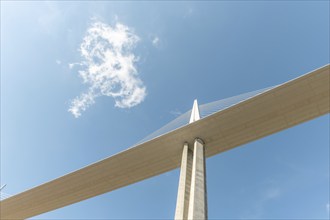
<box><xmin>188</xmin><ymin>138</ymin><xmax>207</xmax><ymax>220</ymax></box>
<box><xmin>175</xmin><ymin>143</ymin><xmax>193</xmax><ymax>220</ymax></box>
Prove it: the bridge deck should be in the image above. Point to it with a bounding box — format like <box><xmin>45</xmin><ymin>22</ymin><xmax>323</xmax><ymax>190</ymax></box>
<box><xmin>1</xmin><ymin>65</ymin><xmax>329</xmax><ymax>219</ymax></box>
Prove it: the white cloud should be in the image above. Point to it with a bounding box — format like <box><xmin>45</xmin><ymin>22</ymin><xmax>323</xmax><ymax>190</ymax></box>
<box><xmin>69</xmin><ymin>90</ymin><xmax>95</xmax><ymax>118</ymax></box>
<box><xmin>68</xmin><ymin>62</ymin><xmax>81</xmax><ymax>69</ymax></box>
<box><xmin>326</xmin><ymin>202</ymin><xmax>330</xmax><ymax>213</ymax></box>
<box><xmin>68</xmin><ymin>63</ymin><xmax>75</xmax><ymax>69</ymax></box>
<box><xmin>56</xmin><ymin>59</ymin><xmax>61</xmax><ymax>65</ymax></box>
<box><xmin>152</xmin><ymin>36</ymin><xmax>160</xmax><ymax>47</ymax></box>
<box><xmin>68</xmin><ymin>20</ymin><xmax>146</xmax><ymax>118</ymax></box>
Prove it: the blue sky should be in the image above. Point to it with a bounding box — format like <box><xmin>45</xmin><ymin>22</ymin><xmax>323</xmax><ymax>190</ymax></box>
<box><xmin>1</xmin><ymin>1</ymin><xmax>329</xmax><ymax>219</ymax></box>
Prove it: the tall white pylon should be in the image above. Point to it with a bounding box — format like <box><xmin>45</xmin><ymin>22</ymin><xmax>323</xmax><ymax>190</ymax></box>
<box><xmin>189</xmin><ymin>99</ymin><xmax>200</xmax><ymax>123</ymax></box>
<box><xmin>175</xmin><ymin>100</ymin><xmax>207</xmax><ymax>220</ymax></box>
<box><xmin>174</xmin><ymin>143</ymin><xmax>193</xmax><ymax>219</ymax></box>
<box><xmin>188</xmin><ymin>138</ymin><xmax>207</xmax><ymax>219</ymax></box>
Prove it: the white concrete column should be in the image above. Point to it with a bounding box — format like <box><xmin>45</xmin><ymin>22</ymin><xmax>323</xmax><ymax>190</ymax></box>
<box><xmin>175</xmin><ymin>143</ymin><xmax>193</xmax><ymax>220</ymax></box>
<box><xmin>188</xmin><ymin>138</ymin><xmax>207</xmax><ymax>220</ymax></box>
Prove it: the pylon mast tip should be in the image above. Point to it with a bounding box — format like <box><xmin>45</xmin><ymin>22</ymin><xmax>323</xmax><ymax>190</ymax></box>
<box><xmin>189</xmin><ymin>99</ymin><xmax>200</xmax><ymax>123</ymax></box>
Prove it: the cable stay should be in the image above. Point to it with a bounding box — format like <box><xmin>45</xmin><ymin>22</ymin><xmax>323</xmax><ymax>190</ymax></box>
<box><xmin>0</xmin><ymin>185</ymin><xmax>11</xmax><ymax>201</ymax></box>
<box><xmin>136</xmin><ymin>85</ymin><xmax>276</xmax><ymax>145</ymax></box>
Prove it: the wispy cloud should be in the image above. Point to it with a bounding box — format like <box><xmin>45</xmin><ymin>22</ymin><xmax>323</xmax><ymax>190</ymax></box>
<box><xmin>68</xmin><ymin>62</ymin><xmax>81</xmax><ymax>69</ymax></box>
<box><xmin>170</xmin><ymin>109</ymin><xmax>182</xmax><ymax>117</ymax></box>
<box><xmin>69</xmin><ymin>20</ymin><xmax>147</xmax><ymax>118</ymax></box>
<box><xmin>152</xmin><ymin>36</ymin><xmax>160</xmax><ymax>47</ymax></box>
<box><xmin>326</xmin><ymin>202</ymin><xmax>330</xmax><ymax>213</ymax></box>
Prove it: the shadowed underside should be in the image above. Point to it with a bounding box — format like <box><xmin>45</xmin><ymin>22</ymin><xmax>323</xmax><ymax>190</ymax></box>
<box><xmin>1</xmin><ymin>65</ymin><xmax>329</xmax><ymax>219</ymax></box>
